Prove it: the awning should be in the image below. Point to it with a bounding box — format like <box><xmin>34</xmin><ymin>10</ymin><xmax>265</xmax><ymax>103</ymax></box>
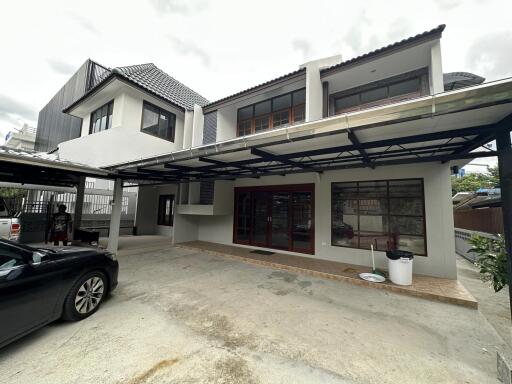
<box><xmin>0</xmin><ymin>147</ymin><xmax>111</xmax><ymax>187</ymax></box>
<box><xmin>109</xmin><ymin>78</ymin><xmax>512</xmax><ymax>184</ymax></box>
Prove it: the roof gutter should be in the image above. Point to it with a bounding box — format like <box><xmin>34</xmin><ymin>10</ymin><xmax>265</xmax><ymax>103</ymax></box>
<box><xmin>109</xmin><ymin>77</ymin><xmax>512</xmax><ymax>171</ymax></box>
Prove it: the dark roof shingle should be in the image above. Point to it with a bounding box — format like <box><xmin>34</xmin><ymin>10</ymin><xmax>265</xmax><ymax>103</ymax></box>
<box><xmin>320</xmin><ymin>24</ymin><xmax>446</xmax><ymax>76</ymax></box>
<box><xmin>113</xmin><ymin>63</ymin><xmax>209</xmax><ymax>109</ymax></box>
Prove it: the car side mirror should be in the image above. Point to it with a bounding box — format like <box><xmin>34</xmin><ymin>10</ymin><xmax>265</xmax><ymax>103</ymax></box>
<box><xmin>30</xmin><ymin>251</ymin><xmax>49</xmax><ymax>267</ymax></box>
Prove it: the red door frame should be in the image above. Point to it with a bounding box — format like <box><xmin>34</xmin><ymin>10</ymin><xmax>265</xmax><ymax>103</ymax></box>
<box><xmin>233</xmin><ymin>183</ymin><xmax>315</xmax><ymax>254</ymax></box>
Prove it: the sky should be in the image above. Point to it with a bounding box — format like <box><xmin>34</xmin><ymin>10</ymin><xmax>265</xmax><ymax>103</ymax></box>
<box><xmin>0</xmin><ymin>0</ymin><xmax>511</xmax><ymax>172</ymax></box>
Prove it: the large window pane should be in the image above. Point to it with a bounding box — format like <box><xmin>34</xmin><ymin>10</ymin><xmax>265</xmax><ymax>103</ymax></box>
<box><xmin>273</xmin><ymin>94</ymin><xmax>291</xmax><ymax>111</ymax></box>
<box><xmin>292</xmin><ymin>192</ymin><xmax>312</xmax><ymax>250</ymax></box>
<box><xmin>360</xmin><ymin>87</ymin><xmax>387</xmax><ymax>104</ymax></box>
<box><xmin>254</xmin><ymin>100</ymin><xmax>271</xmax><ymax>116</ymax></box>
<box><xmin>331</xmin><ymin>191</ymin><xmax>358</xmax><ymax>247</ymax></box>
<box><xmin>89</xmin><ymin>100</ymin><xmax>113</xmax><ymax>134</ymax></box>
<box><xmin>389</xmin><ymin>78</ymin><xmax>420</xmax><ymax>98</ymax></box>
<box><xmin>142</xmin><ymin>103</ymin><xmax>159</xmax><ymax>135</ymax></box>
<box><xmin>238</xmin><ymin>120</ymin><xmax>252</xmax><ymax>136</ymax></box>
<box><xmin>236</xmin><ymin>192</ymin><xmax>251</xmax><ymax>241</ymax></box>
<box><xmin>293</xmin><ymin>104</ymin><xmax>305</xmax><ymax>124</ymax></box>
<box><xmin>389</xmin><ymin>197</ymin><xmax>423</xmax><ymax>216</ymax></box>
<box><xmin>238</xmin><ymin>105</ymin><xmax>253</xmax><ymax>120</ymax></box>
<box><xmin>292</xmin><ymin>89</ymin><xmax>306</xmax><ymax>106</ymax></box>
<box><xmin>332</xmin><ymin>179</ymin><xmax>426</xmax><ymax>255</ymax></box>
<box><xmin>254</xmin><ymin>115</ymin><xmax>270</xmax><ymax>133</ymax></box>
<box><xmin>272</xmin><ymin>110</ymin><xmax>289</xmax><ymax>128</ymax></box>
<box><xmin>335</xmin><ymin>94</ymin><xmax>360</xmax><ymax>112</ymax></box>
<box><xmin>359</xmin><ymin>215</ymin><xmax>388</xmax><ymax>251</ymax></box>
<box><xmin>389</xmin><ymin>179</ymin><xmax>423</xmax><ymax>197</ymax></box>
<box><xmin>141</xmin><ymin>102</ymin><xmax>176</xmax><ymax>142</ymax></box>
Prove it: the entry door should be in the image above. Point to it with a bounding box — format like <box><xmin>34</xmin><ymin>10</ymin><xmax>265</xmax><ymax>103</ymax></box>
<box><xmin>234</xmin><ymin>184</ymin><xmax>314</xmax><ymax>254</ymax></box>
<box><xmin>270</xmin><ymin>192</ymin><xmax>290</xmax><ymax>249</ymax></box>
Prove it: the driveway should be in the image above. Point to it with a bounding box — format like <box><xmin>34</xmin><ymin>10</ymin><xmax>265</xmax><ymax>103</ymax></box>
<box><xmin>0</xmin><ymin>246</ymin><xmax>508</xmax><ymax>384</ymax></box>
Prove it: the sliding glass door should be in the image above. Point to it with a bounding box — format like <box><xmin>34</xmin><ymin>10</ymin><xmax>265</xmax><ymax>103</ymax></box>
<box><xmin>233</xmin><ymin>184</ymin><xmax>314</xmax><ymax>254</ymax></box>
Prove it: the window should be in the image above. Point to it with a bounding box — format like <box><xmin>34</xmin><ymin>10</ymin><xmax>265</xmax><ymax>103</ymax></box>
<box><xmin>331</xmin><ymin>179</ymin><xmax>426</xmax><ymax>255</ymax></box>
<box><xmin>157</xmin><ymin>195</ymin><xmax>174</xmax><ymax>226</ymax></box>
<box><xmin>236</xmin><ymin>88</ymin><xmax>306</xmax><ymax>136</ymax></box>
<box><xmin>333</xmin><ymin>74</ymin><xmax>424</xmax><ymax>114</ymax></box>
<box><xmin>89</xmin><ymin>100</ymin><xmax>114</xmax><ymax>134</ymax></box>
<box><xmin>141</xmin><ymin>101</ymin><xmax>176</xmax><ymax>142</ymax></box>
<box><xmin>0</xmin><ymin>244</ymin><xmax>24</xmax><ymax>271</ymax></box>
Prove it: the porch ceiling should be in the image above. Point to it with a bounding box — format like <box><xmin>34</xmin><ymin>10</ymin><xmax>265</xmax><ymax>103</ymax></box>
<box><xmin>110</xmin><ymin>79</ymin><xmax>512</xmax><ymax>185</ymax></box>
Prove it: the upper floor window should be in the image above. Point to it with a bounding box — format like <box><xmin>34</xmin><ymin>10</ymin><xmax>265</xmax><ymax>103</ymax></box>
<box><xmin>332</xmin><ymin>71</ymin><xmax>426</xmax><ymax>115</ymax></box>
<box><xmin>89</xmin><ymin>100</ymin><xmax>114</xmax><ymax>134</ymax></box>
<box><xmin>141</xmin><ymin>101</ymin><xmax>176</xmax><ymax>142</ymax></box>
<box><xmin>236</xmin><ymin>88</ymin><xmax>306</xmax><ymax>137</ymax></box>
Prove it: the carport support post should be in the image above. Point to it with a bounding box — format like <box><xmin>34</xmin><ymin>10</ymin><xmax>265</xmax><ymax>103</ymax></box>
<box><xmin>107</xmin><ymin>178</ymin><xmax>123</xmax><ymax>253</ymax></box>
<box><xmin>73</xmin><ymin>176</ymin><xmax>86</xmax><ymax>240</ymax></box>
<box><xmin>496</xmin><ymin>127</ymin><xmax>512</xmax><ymax>321</ymax></box>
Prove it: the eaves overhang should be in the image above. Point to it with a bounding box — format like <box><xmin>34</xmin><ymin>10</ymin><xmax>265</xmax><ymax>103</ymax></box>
<box><xmin>320</xmin><ymin>24</ymin><xmax>446</xmax><ymax>78</ymax></box>
<box><xmin>108</xmin><ymin>77</ymin><xmax>512</xmax><ymax>185</ymax></box>
<box><xmin>63</xmin><ymin>73</ymin><xmax>187</xmax><ymax>115</ymax></box>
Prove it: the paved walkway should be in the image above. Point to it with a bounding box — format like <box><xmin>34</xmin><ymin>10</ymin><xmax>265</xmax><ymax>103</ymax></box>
<box><xmin>178</xmin><ymin>241</ymin><xmax>477</xmax><ymax>308</ymax></box>
<box><xmin>0</xmin><ymin>245</ymin><xmax>505</xmax><ymax>383</ymax></box>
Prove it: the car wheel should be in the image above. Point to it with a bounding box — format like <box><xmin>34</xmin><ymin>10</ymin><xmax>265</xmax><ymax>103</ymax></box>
<box><xmin>62</xmin><ymin>271</ymin><xmax>107</xmax><ymax>321</ymax></box>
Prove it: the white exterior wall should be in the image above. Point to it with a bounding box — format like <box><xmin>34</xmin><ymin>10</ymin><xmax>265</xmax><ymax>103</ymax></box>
<box><xmin>429</xmin><ymin>40</ymin><xmax>444</xmax><ymax>94</ymax></box>
<box><xmin>193</xmin><ymin>163</ymin><xmax>457</xmax><ymax>279</ymax></box>
<box><xmin>205</xmin><ymin>76</ymin><xmax>307</xmax><ymax>143</ymax></box>
<box><xmin>59</xmin><ymin>85</ymin><xmax>186</xmax><ymax>167</ymax></box>
<box><xmin>136</xmin><ymin>184</ymin><xmax>178</xmax><ymax>237</ymax></box>
<box><xmin>192</xmin><ymin>105</ymin><xmax>204</xmax><ymax>146</ymax></box>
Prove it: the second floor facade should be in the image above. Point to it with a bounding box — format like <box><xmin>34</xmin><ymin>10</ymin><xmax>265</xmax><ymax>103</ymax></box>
<box><xmin>54</xmin><ymin>25</ymin><xmax>484</xmax><ymax>168</ymax></box>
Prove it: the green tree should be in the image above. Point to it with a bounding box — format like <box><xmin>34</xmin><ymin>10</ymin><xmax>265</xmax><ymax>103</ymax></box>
<box><xmin>0</xmin><ymin>187</ymin><xmax>28</xmax><ymax>199</ymax></box>
<box><xmin>451</xmin><ymin>166</ymin><xmax>499</xmax><ymax>195</ymax></box>
<box><xmin>469</xmin><ymin>234</ymin><xmax>508</xmax><ymax>292</ymax></box>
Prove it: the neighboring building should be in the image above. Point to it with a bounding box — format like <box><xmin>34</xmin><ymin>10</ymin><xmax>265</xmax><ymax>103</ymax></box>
<box><xmin>36</xmin><ymin>59</ymin><xmax>109</xmax><ymax>152</ymax></box>
<box><xmin>4</xmin><ymin>124</ymin><xmax>37</xmax><ymax>150</ymax></box>
<box><xmin>47</xmin><ymin>24</ymin><xmax>512</xmax><ymax>280</ymax></box>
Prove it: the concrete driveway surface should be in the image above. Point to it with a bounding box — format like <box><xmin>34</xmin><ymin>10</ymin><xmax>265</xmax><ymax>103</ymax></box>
<box><xmin>0</xmin><ymin>246</ymin><xmax>508</xmax><ymax>384</ymax></box>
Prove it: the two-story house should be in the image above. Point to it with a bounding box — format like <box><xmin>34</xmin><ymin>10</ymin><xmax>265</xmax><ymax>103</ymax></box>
<box><xmin>53</xmin><ymin>25</ymin><xmax>512</xmax><ymax>279</ymax></box>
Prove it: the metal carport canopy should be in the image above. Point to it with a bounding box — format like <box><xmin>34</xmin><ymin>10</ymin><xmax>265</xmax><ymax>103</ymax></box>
<box><xmin>0</xmin><ymin>147</ymin><xmax>111</xmax><ymax>187</ymax></box>
<box><xmin>109</xmin><ymin>78</ymin><xmax>512</xmax><ymax>184</ymax></box>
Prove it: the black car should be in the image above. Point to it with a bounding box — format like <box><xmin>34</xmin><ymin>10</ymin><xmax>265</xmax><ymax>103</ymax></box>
<box><xmin>0</xmin><ymin>239</ymin><xmax>118</xmax><ymax>349</ymax></box>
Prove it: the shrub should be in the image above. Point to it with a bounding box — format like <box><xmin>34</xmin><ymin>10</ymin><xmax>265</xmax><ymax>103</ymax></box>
<box><xmin>469</xmin><ymin>234</ymin><xmax>508</xmax><ymax>292</ymax></box>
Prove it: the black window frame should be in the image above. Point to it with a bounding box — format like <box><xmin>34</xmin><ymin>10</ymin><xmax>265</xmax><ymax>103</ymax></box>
<box><xmin>141</xmin><ymin>101</ymin><xmax>177</xmax><ymax>142</ymax></box>
<box><xmin>89</xmin><ymin>100</ymin><xmax>114</xmax><ymax>134</ymax></box>
<box><xmin>331</xmin><ymin>178</ymin><xmax>427</xmax><ymax>256</ymax></box>
<box><xmin>330</xmin><ymin>68</ymin><xmax>429</xmax><ymax>115</ymax></box>
<box><xmin>236</xmin><ymin>88</ymin><xmax>306</xmax><ymax>136</ymax></box>
<box><xmin>157</xmin><ymin>194</ymin><xmax>174</xmax><ymax>226</ymax></box>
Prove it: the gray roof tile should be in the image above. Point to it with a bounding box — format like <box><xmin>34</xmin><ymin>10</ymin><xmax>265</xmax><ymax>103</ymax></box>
<box><xmin>113</xmin><ymin>63</ymin><xmax>209</xmax><ymax>109</ymax></box>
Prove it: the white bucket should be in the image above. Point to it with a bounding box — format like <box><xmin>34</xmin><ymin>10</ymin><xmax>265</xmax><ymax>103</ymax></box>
<box><xmin>388</xmin><ymin>257</ymin><xmax>413</xmax><ymax>286</ymax></box>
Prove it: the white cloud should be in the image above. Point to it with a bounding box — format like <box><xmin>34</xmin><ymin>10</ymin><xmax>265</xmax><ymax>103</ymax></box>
<box><xmin>0</xmin><ymin>0</ymin><xmax>511</xmax><ymax>141</ymax></box>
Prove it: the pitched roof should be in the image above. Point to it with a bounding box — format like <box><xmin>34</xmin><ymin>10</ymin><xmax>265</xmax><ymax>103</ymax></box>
<box><xmin>64</xmin><ymin>62</ymin><xmax>209</xmax><ymax>113</ymax></box>
<box><xmin>321</xmin><ymin>24</ymin><xmax>446</xmax><ymax>76</ymax></box>
<box><xmin>112</xmin><ymin>63</ymin><xmax>209</xmax><ymax>109</ymax></box>
<box><xmin>203</xmin><ymin>25</ymin><xmax>446</xmax><ymax>110</ymax></box>
<box><xmin>203</xmin><ymin>68</ymin><xmax>306</xmax><ymax>110</ymax></box>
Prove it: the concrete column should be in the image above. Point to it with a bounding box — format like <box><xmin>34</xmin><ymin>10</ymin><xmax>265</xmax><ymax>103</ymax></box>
<box><xmin>429</xmin><ymin>40</ymin><xmax>444</xmax><ymax>94</ymax></box>
<box><xmin>302</xmin><ymin>55</ymin><xmax>342</xmax><ymax>122</ymax></box>
<box><xmin>107</xmin><ymin>178</ymin><xmax>123</xmax><ymax>253</ymax></box>
<box><xmin>183</xmin><ymin>110</ymin><xmax>194</xmax><ymax>149</ymax></box>
<box><xmin>73</xmin><ymin>176</ymin><xmax>86</xmax><ymax>239</ymax></box>
<box><xmin>496</xmin><ymin>127</ymin><xmax>512</xmax><ymax>320</ymax></box>
<box><xmin>192</xmin><ymin>104</ymin><xmax>204</xmax><ymax>147</ymax></box>
<box><xmin>305</xmin><ymin>63</ymin><xmax>323</xmax><ymax>122</ymax></box>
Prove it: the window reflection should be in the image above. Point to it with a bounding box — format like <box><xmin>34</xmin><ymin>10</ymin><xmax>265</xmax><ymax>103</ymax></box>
<box><xmin>331</xmin><ymin>179</ymin><xmax>426</xmax><ymax>255</ymax></box>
